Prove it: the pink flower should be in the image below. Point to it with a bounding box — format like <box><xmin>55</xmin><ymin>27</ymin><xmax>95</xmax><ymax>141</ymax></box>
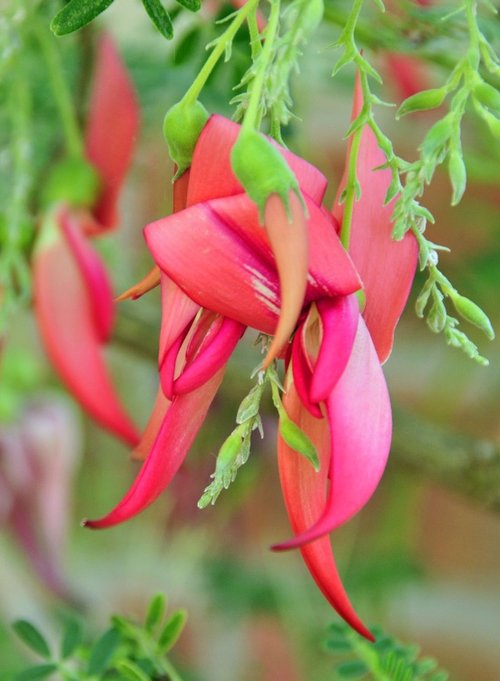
<box><xmin>33</xmin><ymin>35</ymin><xmax>140</xmax><ymax>445</ymax></box>
<box><xmin>86</xmin><ymin>94</ymin><xmax>417</xmax><ymax>638</ymax></box>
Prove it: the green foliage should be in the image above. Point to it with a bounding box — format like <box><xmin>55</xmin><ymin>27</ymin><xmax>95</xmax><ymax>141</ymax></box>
<box><xmin>327</xmin><ymin>0</ymin><xmax>498</xmax><ymax>363</ymax></box>
<box><xmin>325</xmin><ymin>623</ymin><xmax>450</xmax><ymax>681</ymax></box>
<box><xmin>51</xmin><ymin>0</ymin><xmax>202</xmax><ymax>38</ymax></box>
<box><xmin>11</xmin><ymin>594</ymin><xmax>187</xmax><ymax>681</ymax></box>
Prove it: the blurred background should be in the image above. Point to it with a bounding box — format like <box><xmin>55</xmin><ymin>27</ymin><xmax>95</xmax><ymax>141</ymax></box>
<box><xmin>0</xmin><ymin>1</ymin><xmax>499</xmax><ymax>678</ymax></box>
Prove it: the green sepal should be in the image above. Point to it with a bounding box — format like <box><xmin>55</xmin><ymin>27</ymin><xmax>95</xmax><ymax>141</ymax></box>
<box><xmin>163</xmin><ymin>100</ymin><xmax>209</xmax><ymax>178</ymax></box>
<box><xmin>41</xmin><ymin>157</ymin><xmax>100</xmax><ymax>210</ymax></box>
<box><xmin>230</xmin><ymin>129</ymin><xmax>303</xmax><ymax>222</ymax></box>
<box><xmin>279</xmin><ymin>415</ymin><xmax>320</xmax><ymax>471</ymax></box>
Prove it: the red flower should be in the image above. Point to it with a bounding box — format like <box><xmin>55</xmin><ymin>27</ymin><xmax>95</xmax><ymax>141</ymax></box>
<box><xmin>86</xmin><ymin>95</ymin><xmax>417</xmax><ymax>637</ymax></box>
<box><xmin>33</xmin><ymin>35</ymin><xmax>140</xmax><ymax>445</ymax></box>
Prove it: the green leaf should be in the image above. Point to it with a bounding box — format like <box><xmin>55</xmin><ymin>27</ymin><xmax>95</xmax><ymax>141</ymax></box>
<box><xmin>397</xmin><ymin>88</ymin><xmax>447</xmax><ymax>118</ymax></box>
<box><xmin>175</xmin><ymin>0</ymin><xmax>201</xmax><ymax>10</ymax></box>
<box><xmin>325</xmin><ymin>638</ymin><xmax>352</xmax><ymax>652</ymax></box>
<box><xmin>279</xmin><ymin>416</ymin><xmax>320</xmax><ymax>471</ymax></box>
<box><xmin>87</xmin><ymin>627</ymin><xmax>121</xmax><ymax>675</ymax></box>
<box><xmin>12</xmin><ymin>621</ymin><xmax>51</xmax><ymax>659</ymax></box>
<box><xmin>51</xmin><ymin>0</ymin><xmax>114</xmax><ymax>35</ymax></box>
<box><xmin>141</xmin><ymin>0</ymin><xmax>174</xmax><ymax>39</ymax></box>
<box><xmin>145</xmin><ymin>594</ymin><xmax>166</xmax><ymax>632</ymax></box>
<box><xmin>336</xmin><ymin>660</ymin><xmax>369</xmax><ymax>678</ymax></box>
<box><xmin>115</xmin><ymin>661</ymin><xmax>150</xmax><ymax>681</ymax></box>
<box><xmin>14</xmin><ymin>664</ymin><xmax>58</xmax><ymax>681</ymax></box>
<box><xmin>157</xmin><ymin>610</ymin><xmax>187</xmax><ymax>653</ymax></box>
<box><xmin>61</xmin><ymin>617</ymin><xmax>84</xmax><ymax>659</ymax></box>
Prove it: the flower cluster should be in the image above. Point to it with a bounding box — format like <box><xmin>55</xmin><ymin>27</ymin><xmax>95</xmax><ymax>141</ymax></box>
<box><xmin>77</xmin><ymin>74</ymin><xmax>418</xmax><ymax>638</ymax></box>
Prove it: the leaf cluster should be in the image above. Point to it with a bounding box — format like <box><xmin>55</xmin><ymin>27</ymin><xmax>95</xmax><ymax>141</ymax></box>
<box><xmin>325</xmin><ymin>623</ymin><xmax>450</xmax><ymax>681</ymax></box>
<box><xmin>51</xmin><ymin>0</ymin><xmax>202</xmax><ymax>40</ymax></box>
<box><xmin>11</xmin><ymin>594</ymin><xmax>186</xmax><ymax>681</ymax></box>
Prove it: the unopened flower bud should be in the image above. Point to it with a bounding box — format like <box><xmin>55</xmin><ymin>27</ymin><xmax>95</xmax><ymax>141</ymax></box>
<box><xmin>163</xmin><ymin>100</ymin><xmax>209</xmax><ymax>178</ymax></box>
<box><xmin>397</xmin><ymin>87</ymin><xmax>447</xmax><ymax>118</ymax></box>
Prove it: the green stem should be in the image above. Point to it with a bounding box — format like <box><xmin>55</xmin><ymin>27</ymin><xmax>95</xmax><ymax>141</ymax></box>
<box><xmin>340</xmin><ymin>125</ymin><xmax>362</xmax><ymax>250</ymax></box>
<box><xmin>247</xmin><ymin>5</ymin><xmax>263</xmax><ymax>60</ymax></box>
<box><xmin>242</xmin><ymin>0</ymin><xmax>281</xmax><ymax>133</ymax></box>
<box><xmin>33</xmin><ymin>17</ymin><xmax>83</xmax><ymax>159</ymax></box>
<box><xmin>182</xmin><ymin>0</ymin><xmax>261</xmax><ymax>105</ymax></box>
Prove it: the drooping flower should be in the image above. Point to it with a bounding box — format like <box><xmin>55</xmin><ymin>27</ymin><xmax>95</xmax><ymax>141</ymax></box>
<box><xmin>33</xmin><ymin>35</ymin><xmax>140</xmax><ymax>445</ymax></box>
<box><xmin>85</xmin><ymin>96</ymin><xmax>416</xmax><ymax>638</ymax></box>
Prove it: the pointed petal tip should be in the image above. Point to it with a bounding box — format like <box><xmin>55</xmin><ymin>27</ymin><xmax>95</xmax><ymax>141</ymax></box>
<box><xmin>115</xmin><ymin>266</ymin><xmax>161</xmax><ymax>302</ymax></box>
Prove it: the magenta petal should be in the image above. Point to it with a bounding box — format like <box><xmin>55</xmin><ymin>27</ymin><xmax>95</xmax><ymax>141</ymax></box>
<box><xmin>85</xmin><ymin>34</ymin><xmax>139</xmax><ymax>229</ymax></box>
<box><xmin>158</xmin><ymin>273</ymin><xmax>199</xmax><ymax>367</ymax></box>
<box><xmin>333</xmin><ymin>76</ymin><xmax>417</xmax><ymax>362</ymax></box>
<box><xmin>34</xmin><ymin>210</ymin><xmax>140</xmax><ymax>446</ymax></box>
<box><xmin>291</xmin><ymin>329</ymin><xmax>322</xmax><ymax>419</ymax></box>
<box><xmin>275</xmin><ymin>376</ymin><xmax>373</xmax><ymax>640</ymax></box>
<box><xmin>310</xmin><ymin>296</ymin><xmax>359</xmax><ymax>403</ymax></box>
<box><xmin>187</xmin><ymin>115</ymin><xmax>328</xmax><ymax>207</ymax></box>
<box><xmin>84</xmin><ymin>368</ymin><xmax>225</xmax><ymax>529</ymax></box>
<box><xmin>60</xmin><ymin>208</ymin><xmax>114</xmax><ymax>342</ymax></box>
<box><xmin>159</xmin><ymin>330</ymin><xmax>186</xmax><ymax>400</ymax></box>
<box><xmin>274</xmin><ymin>317</ymin><xmax>391</xmax><ymax>549</ymax></box>
<box><xmin>205</xmin><ymin>194</ymin><xmax>361</xmax><ymax>300</ymax></box>
<box><xmin>174</xmin><ymin>317</ymin><xmax>245</xmax><ymax>395</ymax></box>
<box><xmin>145</xmin><ymin>202</ymin><xmax>280</xmax><ymax>334</ymax></box>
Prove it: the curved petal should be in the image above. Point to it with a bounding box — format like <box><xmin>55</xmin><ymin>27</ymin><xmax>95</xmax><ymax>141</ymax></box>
<box><xmin>291</xmin><ymin>330</ymin><xmax>322</xmax><ymax>419</ymax></box>
<box><xmin>333</xmin><ymin>75</ymin><xmax>418</xmax><ymax>362</ymax></box>
<box><xmin>34</xmin><ymin>210</ymin><xmax>140</xmax><ymax>446</ymax></box>
<box><xmin>274</xmin><ymin>317</ymin><xmax>391</xmax><ymax>549</ymax></box>
<box><xmin>131</xmin><ymin>387</ymin><xmax>170</xmax><ymax>462</ymax></box>
<box><xmin>310</xmin><ymin>296</ymin><xmax>359</xmax><ymax>403</ymax></box>
<box><xmin>158</xmin><ymin>273</ymin><xmax>200</xmax><ymax>367</ymax></box>
<box><xmin>174</xmin><ymin>316</ymin><xmax>245</xmax><ymax>395</ymax></box>
<box><xmin>146</xmin><ymin>202</ymin><xmax>281</xmax><ymax>334</ymax></box>
<box><xmin>187</xmin><ymin>115</ymin><xmax>328</xmax><ymax>207</ymax></box>
<box><xmin>85</xmin><ymin>33</ymin><xmax>139</xmax><ymax>229</ymax></box>
<box><xmin>59</xmin><ymin>208</ymin><xmax>114</xmax><ymax>342</ymax></box>
<box><xmin>274</xmin><ymin>375</ymin><xmax>373</xmax><ymax>640</ymax></box>
<box><xmin>210</xmin><ymin>193</ymin><xmax>361</xmax><ymax>302</ymax></box>
<box><xmin>262</xmin><ymin>192</ymin><xmax>309</xmax><ymax>368</ymax></box>
<box><xmin>84</xmin><ymin>367</ymin><xmax>224</xmax><ymax>529</ymax></box>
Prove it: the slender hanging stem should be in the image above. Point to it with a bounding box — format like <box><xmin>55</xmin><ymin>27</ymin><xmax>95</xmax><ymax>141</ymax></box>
<box><xmin>182</xmin><ymin>0</ymin><xmax>261</xmax><ymax>106</ymax></box>
<box><xmin>242</xmin><ymin>0</ymin><xmax>281</xmax><ymax>133</ymax></box>
<box><xmin>33</xmin><ymin>17</ymin><xmax>83</xmax><ymax>159</ymax></box>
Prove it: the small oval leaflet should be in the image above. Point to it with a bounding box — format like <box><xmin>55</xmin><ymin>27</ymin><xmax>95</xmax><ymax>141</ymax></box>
<box><xmin>141</xmin><ymin>0</ymin><xmax>174</xmax><ymax>40</ymax></box>
<box><xmin>51</xmin><ymin>0</ymin><xmax>115</xmax><ymax>35</ymax></box>
<box><xmin>12</xmin><ymin>620</ymin><xmax>51</xmax><ymax>660</ymax></box>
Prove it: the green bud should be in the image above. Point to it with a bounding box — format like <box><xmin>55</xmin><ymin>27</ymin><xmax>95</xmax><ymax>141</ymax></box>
<box><xmin>415</xmin><ymin>279</ymin><xmax>434</xmax><ymax>318</ymax></box>
<box><xmin>236</xmin><ymin>383</ymin><xmax>263</xmax><ymax>424</ymax></box>
<box><xmin>448</xmin><ymin>149</ymin><xmax>466</xmax><ymax>206</ymax></box>
<box><xmin>450</xmin><ymin>293</ymin><xmax>495</xmax><ymax>340</ymax></box>
<box><xmin>163</xmin><ymin>100</ymin><xmax>209</xmax><ymax>179</ymax></box>
<box><xmin>300</xmin><ymin>0</ymin><xmax>324</xmax><ymax>35</ymax></box>
<box><xmin>473</xmin><ymin>82</ymin><xmax>500</xmax><ymax>113</ymax></box>
<box><xmin>426</xmin><ymin>291</ymin><xmax>447</xmax><ymax>334</ymax></box>
<box><xmin>231</xmin><ymin>129</ymin><xmax>301</xmax><ymax>221</ymax></box>
<box><xmin>397</xmin><ymin>87</ymin><xmax>448</xmax><ymax>118</ymax></box>
<box><xmin>420</xmin><ymin>116</ymin><xmax>453</xmax><ymax>159</ymax></box>
<box><xmin>41</xmin><ymin>158</ymin><xmax>100</xmax><ymax>209</ymax></box>
<box><xmin>279</xmin><ymin>416</ymin><xmax>320</xmax><ymax>471</ymax></box>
